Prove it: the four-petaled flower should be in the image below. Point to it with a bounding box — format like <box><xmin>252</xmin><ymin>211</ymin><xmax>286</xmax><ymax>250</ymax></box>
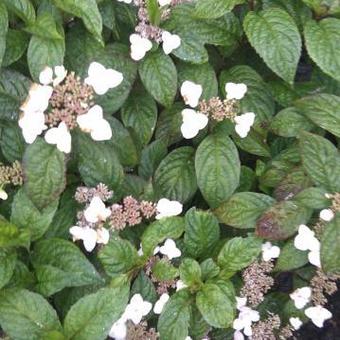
<box><xmin>162</xmin><ymin>31</ymin><xmax>181</xmax><ymax>55</ymax></box>
<box><xmin>44</xmin><ymin>122</ymin><xmax>72</xmax><ymax>154</ymax></box>
<box><xmin>129</xmin><ymin>34</ymin><xmax>153</xmax><ymax>61</ymax></box>
<box><xmin>85</xmin><ymin>62</ymin><xmax>123</xmax><ymax>95</ymax></box>
<box><xmin>155</xmin><ymin>198</ymin><xmax>183</xmax><ymax>219</ymax></box>
<box><xmin>261</xmin><ymin>242</ymin><xmax>280</xmax><ymax>262</ymax></box>
<box><xmin>290</xmin><ymin>286</ymin><xmax>312</xmax><ymax>310</ymax></box>
<box><xmin>84</xmin><ymin>196</ymin><xmax>111</xmax><ymax>223</ymax></box>
<box><xmin>69</xmin><ymin>226</ymin><xmax>109</xmax><ymax>252</ymax></box>
<box><xmin>153</xmin><ymin>293</ymin><xmax>170</xmax><ymax>314</ymax></box>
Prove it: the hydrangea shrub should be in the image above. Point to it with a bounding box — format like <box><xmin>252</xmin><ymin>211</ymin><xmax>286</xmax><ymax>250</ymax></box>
<box><xmin>0</xmin><ymin>0</ymin><xmax>339</xmax><ymax>339</ymax></box>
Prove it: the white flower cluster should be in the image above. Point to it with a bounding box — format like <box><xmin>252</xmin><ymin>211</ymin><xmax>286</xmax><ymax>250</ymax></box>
<box><xmin>233</xmin><ymin>297</ymin><xmax>260</xmax><ymax>339</ymax></box>
<box><xmin>129</xmin><ymin>31</ymin><xmax>180</xmax><ymax>61</ymax></box>
<box><xmin>19</xmin><ymin>62</ymin><xmax>123</xmax><ymax>153</ymax></box>
<box><xmin>69</xmin><ymin>196</ymin><xmax>111</xmax><ymax>252</ymax></box>
<box><xmin>179</xmin><ymin>81</ymin><xmax>255</xmax><ymax>140</ymax></box>
<box><xmin>294</xmin><ymin>224</ymin><xmax>321</xmax><ymax>267</ymax></box>
<box><xmin>290</xmin><ymin>286</ymin><xmax>332</xmax><ymax>328</ymax></box>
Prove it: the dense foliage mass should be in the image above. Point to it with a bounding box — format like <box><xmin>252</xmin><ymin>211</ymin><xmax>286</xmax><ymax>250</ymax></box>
<box><xmin>0</xmin><ymin>0</ymin><xmax>339</xmax><ymax>339</ymax></box>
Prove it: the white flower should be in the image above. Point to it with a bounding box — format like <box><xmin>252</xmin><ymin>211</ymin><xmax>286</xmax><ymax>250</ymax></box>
<box><xmin>180</xmin><ymin>81</ymin><xmax>203</xmax><ymax>108</ymax></box>
<box><xmin>69</xmin><ymin>226</ymin><xmax>98</xmax><ymax>252</ymax></box>
<box><xmin>181</xmin><ymin>108</ymin><xmax>209</xmax><ymax>139</ymax></box>
<box><xmin>233</xmin><ymin>305</ymin><xmax>260</xmax><ymax>336</ymax></box>
<box><xmin>236</xmin><ymin>297</ymin><xmax>247</xmax><ymax>310</ymax></box>
<box><xmin>176</xmin><ymin>279</ymin><xmax>188</xmax><ymax>291</ymax></box>
<box><xmin>77</xmin><ymin>105</ymin><xmax>112</xmax><ymax>141</ymax></box>
<box><xmin>39</xmin><ymin>66</ymin><xmax>53</xmax><ymax>85</ymax></box>
<box><xmin>44</xmin><ymin>122</ymin><xmax>72</xmax><ymax>153</ymax></box>
<box><xmin>289</xmin><ymin>317</ymin><xmax>303</xmax><ymax>330</ymax></box>
<box><xmin>234</xmin><ymin>112</ymin><xmax>255</xmax><ymax>138</ymax></box>
<box><xmin>294</xmin><ymin>225</ymin><xmax>320</xmax><ymax>252</ymax></box>
<box><xmin>305</xmin><ymin>305</ymin><xmax>332</xmax><ymax>328</ymax></box>
<box><xmin>290</xmin><ymin>287</ymin><xmax>311</xmax><ymax>310</ymax></box>
<box><xmin>85</xmin><ymin>62</ymin><xmax>123</xmax><ymax>95</ymax></box>
<box><xmin>96</xmin><ymin>227</ymin><xmax>110</xmax><ymax>245</ymax></box>
<box><xmin>53</xmin><ymin>65</ymin><xmax>67</xmax><ymax>86</ymax></box>
<box><xmin>185</xmin><ymin>337</ymin><xmax>192</xmax><ymax>340</ymax></box>
<box><xmin>153</xmin><ymin>293</ymin><xmax>170</xmax><ymax>314</ymax></box>
<box><xmin>39</xmin><ymin>65</ymin><xmax>67</xmax><ymax>87</ymax></box>
<box><xmin>109</xmin><ymin>316</ymin><xmax>127</xmax><ymax>340</ymax></box>
<box><xmin>116</xmin><ymin>0</ymin><xmax>132</xmax><ymax>3</ymax></box>
<box><xmin>225</xmin><ymin>82</ymin><xmax>247</xmax><ymax>100</ymax></box>
<box><xmin>233</xmin><ymin>331</ymin><xmax>245</xmax><ymax>340</ymax></box>
<box><xmin>129</xmin><ymin>34</ymin><xmax>152</xmax><ymax>61</ymax></box>
<box><xmin>0</xmin><ymin>189</ymin><xmax>8</xmax><ymax>200</ymax></box>
<box><xmin>19</xmin><ymin>109</ymin><xmax>48</xmax><ymax>144</ymax></box>
<box><xmin>21</xmin><ymin>84</ymin><xmax>53</xmax><ymax>114</ymax></box>
<box><xmin>158</xmin><ymin>0</ymin><xmax>171</xmax><ymax>5</ymax></box>
<box><xmin>319</xmin><ymin>208</ymin><xmax>334</xmax><ymax>222</ymax></box>
<box><xmin>124</xmin><ymin>294</ymin><xmax>152</xmax><ymax>324</ymax></box>
<box><xmin>84</xmin><ymin>196</ymin><xmax>111</xmax><ymax>223</ymax></box>
<box><xmin>158</xmin><ymin>239</ymin><xmax>181</xmax><ymax>259</ymax></box>
<box><xmin>156</xmin><ymin>198</ymin><xmax>183</xmax><ymax>219</ymax></box>
<box><xmin>261</xmin><ymin>242</ymin><xmax>280</xmax><ymax>262</ymax></box>
<box><xmin>162</xmin><ymin>31</ymin><xmax>181</xmax><ymax>55</ymax></box>
<box><xmin>308</xmin><ymin>247</ymin><xmax>321</xmax><ymax>268</ymax></box>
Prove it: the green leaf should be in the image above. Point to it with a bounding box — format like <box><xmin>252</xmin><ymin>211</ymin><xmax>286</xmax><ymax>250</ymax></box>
<box><xmin>76</xmin><ymin>133</ymin><xmax>124</xmax><ymax>190</ymax></box>
<box><xmin>98</xmin><ymin>236</ymin><xmax>140</xmax><ymax>277</ymax></box>
<box><xmin>52</xmin><ymin>0</ymin><xmax>102</xmax><ymax>43</ymax></box>
<box><xmin>0</xmin><ymin>120</ymin><xmax>26</xmax><ymax>162</ymax></box>
<box><xmin>23</xmin><ymin>138</ymin><xmax>66</xmax><ymax>210</ymax></box>
<box><xmin>0</xmin><ymin>289</ymin><xmax>62</xmax><ymax>340</ymax></box>
<box><xmin>139</xmin><ymin>139</ymin><xmax>167</xmax><ymax>179</ymax></box>
<box><xmin>294</xmin><ymin>94</ymin><xmax>340</xmax><ymax>138</ymax></box>
<box><xmin>27</xmin><ymin>33</ymin><xmax>65</xmax><ymax>81</ymax></box>
<box><xmin>45</xmin><ymin>188</ymin><xmax>79</xmax><ymax>239</ymax></box>
<box><xmin>177</xmin><ymin>62</ymin><xmax>218</xmax><ymax>100</ymax></box>
<box><xmin>163</xmin><ymin>4</ymin><xmax>241</xmax><ymax>64</ymax></box>
<box><xmin>131</xmin><ymin>271</ymin><xmax>158</xmax><ymax>304</ymax></box>
<box><xmin>200</xmin><ymin>258</ymin><xmax>220</xmax><ymax>281</ymax></box>
<box><xmin>6</xmin><ymin>260</ymin><xmax>34</xmax><ymax>289</ymax></box>
<box><xmin>24</xmin><ymin>12</ymin><xmax>63</xmax><ymax>40</ymax></box>
<box><xmin>0</xmin><ymin>69</ymin><xmax>31</xmax><ymax>120</ymax></box>
<box><xmin>217</xmin><ymin>236</ymin><xmax>262</xmax><ymax>271</ymax></box>
<box><xmin>139</xmin><ymin>50</ymin><xmax>177</xmax><ymax>107</ymax></box>
<box><xmin>154</xmin><ymin>146</ymin><xmax>197</xmax><ymax>203</ymax></box>
<box><xmin>121</xmin><ymin>87</ymin><xmax>157</xmax><ymax>145</ymax></box>
<box><xmin>152</xmin><ymin>259</ymin><xmax>179</xmax><ymax>281</ymax></box>
<box><xmin>293</xmin><ymin>187</ymin><xmax>331</xmax><ymax>209</ymax></box>
<box><xmin>31</xmin><ymin>238</ymin><xmax>102</xmax><ymax>296</ymax></box>
<box><xmin>184</xmin><ymin>207</ymin><xmax>220</xmax><ymax>259</ymax></box>
<box><xmin>195</xmin><ymin>0</ymin><xmax>245</xmax><ymax>19</ymax></box>
<box><xmin>214</xmin><ymin>192</ymin><xmax>275</xmax><ymax>229</ymax></box>
<box><xmin>196</xmin><ymin>282</ymin><xmax>235</xmax><ymax>328</ymax></box>
<box><xmin>146</xmin><ymin>0</ymin><xmax>161</xmax><ymax>25</ymax></box>
<box><xmin>299</xmin><ymin>132</ymin><xmax>340</xmax><ymax>192</ymax></box>
<box><xmin>243</xmin><ymin>8</ymin><xmax>302</xmax><ymax>84</ymax></box>
<box><xmin>3</xmin><ymin>0</ymin><xmax>35</xmax><ymax>24</ymax></box>
<box><xmin>304</xmin><ymin>18</ymin><xmax>340</xmax><ymax>82</ymax></box>
<box><xmin>256</xmin><ymin>201</ymin><xmax>311</xmax><ymax>240</ymax></box>
<box><xmin>270</xmin><ymin>107</ymin><xmax>314</xmax><ymax>137</ymax></box>
<box><xmin>107</xmin><ymin>116</ymin><xmax>139</xmax><ymax>167</ymax></box>
<box><xmin>0</xmin><ymin>248</ymin><xmax>16</xmax><ymax>289</ymax></box>
<box><xmin>0</xmin><ymin>3</ymin><xmax>8</xmax><ymax>67</ymax></box>
<box><xmin>233</xmin><ymin>129</ymin><xmax>271</xmax><ymax>157</ymax></box>
<box><xmin>141</xmin><ymin>216</ymin><xmax>185</xmax><ymax>256</ymax></box>
<box><xmin>321</xmin><ymin>213</ymin><xmax>340</xmax><ymax>274</ymax></box>
<box><xmin>0</xmin><ymin>217</ymin><xmax>30</xmax><ymax>248</ymax></box>
<box><xmin>11</xmin><ymin>189</ymin><xmax>58</xmax><ymax>241</ymax></box>
<box><xmin>274</xmin><ymin>240</ymin><xmax>308</xmax><ymax>272</ymax></box>
<box><xmin>158</xmin><ymin>290</ymin><xmax>192</xmax><ymax>340</ymax></box>
<box><xmin>155</xmin><ymin>103</ymin><xmax>183</xmax><ymax>146</ymax></box>
<box><xmin>195</xmin><ymin>132</ymin><xmax>240</xmax><ymax>208</ymax></box>
<box><xmin>64</xmin><ymin>286</ymin><xmax>129</xmax><ymax>340</ymax></box>
<box><xmin>179</xmin><ymin>258</ymin><xmax>202</xmax><ymax>288</ymax></box>
<box><xmin>2</xmin><ymin>29</ymin><xmax>29</xmax><ymax>67</ymax></box>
